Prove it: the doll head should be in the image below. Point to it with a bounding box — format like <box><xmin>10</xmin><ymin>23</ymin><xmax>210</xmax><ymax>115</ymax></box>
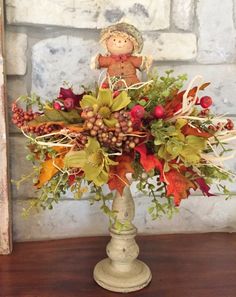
<box><xmin>100</xmin><ymin>22</ymin><xmax>143</xmax><ymax>55</ymax></box>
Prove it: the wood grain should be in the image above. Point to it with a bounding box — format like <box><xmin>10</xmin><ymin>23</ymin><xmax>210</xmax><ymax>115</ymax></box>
<box><xmin>0</xmin><ymin>233</ymin><xmax>236</xmax><ymax>297</ymax></box>
<box><xmin>0</xmin><ymin>0</ymin><xmax>12</xmax><ymax>254</ymax></box>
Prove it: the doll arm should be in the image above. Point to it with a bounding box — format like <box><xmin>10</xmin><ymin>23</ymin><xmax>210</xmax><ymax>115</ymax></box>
<box><xmin>90</xmin><ymin>54</ymin><xmax>111</xmax><ymax>69</ymax></box>
<box><xmin>140</xmin><ymin>56</ymin><xmax>153</xmax><ymax>72</ymax></box>
<box><xmin>131</xmin><ymin>56</ymin><xmax>153</xmax><ymax>72</ymax></box>
<box><xmin>98</xmin><ymin>54</ymin><xmax>112</xmax><ymax>68</ymax></box>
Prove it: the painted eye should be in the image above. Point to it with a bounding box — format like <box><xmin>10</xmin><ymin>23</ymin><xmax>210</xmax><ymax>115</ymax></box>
<box><xmin>125</xmin><ymin>40</ymin><xmax>127</xmax><ymax>43</ymax></box>
<box><xmin>113</xmin><ymin>39</ymin><xmax>116</xmax><ymax>42</ymax></box>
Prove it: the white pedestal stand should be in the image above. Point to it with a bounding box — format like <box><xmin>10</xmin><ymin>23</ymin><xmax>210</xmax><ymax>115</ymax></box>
<box><xmin>93</xmin><ymin>186</ymin><xmax>152</xmax><ymax>293</ymax></box>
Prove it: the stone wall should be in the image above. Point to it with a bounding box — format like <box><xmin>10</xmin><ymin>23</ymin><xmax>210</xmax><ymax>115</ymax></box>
<box><xmin>5</xmin><ymin>0</ymin><xmax>236</xmax><ymax>241</ymax></box>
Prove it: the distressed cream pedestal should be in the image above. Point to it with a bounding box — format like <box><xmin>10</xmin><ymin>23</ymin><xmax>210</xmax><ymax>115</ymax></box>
<box><xmin>93</xmin><ymin>186</ymin><xmax>152</xmax><ymax>293</ymax></box>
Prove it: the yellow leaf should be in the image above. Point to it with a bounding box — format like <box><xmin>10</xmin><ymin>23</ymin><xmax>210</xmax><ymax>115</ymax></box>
<box><xmin>36</xmin><ymin>158</ymin><xmax>64</xmax><ymax>189</ymax></box>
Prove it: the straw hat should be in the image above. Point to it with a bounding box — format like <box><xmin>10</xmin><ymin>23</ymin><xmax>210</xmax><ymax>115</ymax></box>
<box><xmin>100</xmin><ymin>22</ymin><xmax>143</xmax><ymax>53</ymax></box>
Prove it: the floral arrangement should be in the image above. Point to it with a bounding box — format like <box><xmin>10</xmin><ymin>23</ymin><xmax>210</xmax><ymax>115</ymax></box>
<box><xmin>12</xmin><ymin>69</ymin><xmax>235</xmax><ymax>221</ymax></box>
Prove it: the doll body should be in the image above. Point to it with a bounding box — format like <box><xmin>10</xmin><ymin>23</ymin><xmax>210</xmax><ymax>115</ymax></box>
<box><xmin>98</xmin><ymin>53</ymin><xmax>143</xmax><ymax>86</ymax></box>
<box><xmin>95</xmin><ymin>23</ymin><xmax>152</xmax><ymax>87</ymax></box>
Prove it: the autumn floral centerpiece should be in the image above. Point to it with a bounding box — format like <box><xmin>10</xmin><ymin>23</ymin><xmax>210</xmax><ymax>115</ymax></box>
<box><xmin>12</xmin><ymin>23</ymin><xmax>235</xmax><ymax>221</ymax></box>
<box><xmin>12</xmin><ymin>69</ymin><xmax>235</xmax><ymax>219</ymax></box>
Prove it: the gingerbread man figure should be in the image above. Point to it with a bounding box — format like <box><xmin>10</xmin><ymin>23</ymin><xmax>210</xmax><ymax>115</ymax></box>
<box><xmin>94</xmin><ymin>22</ymin><xmax>152</xmax><ymax>87</ymax></box>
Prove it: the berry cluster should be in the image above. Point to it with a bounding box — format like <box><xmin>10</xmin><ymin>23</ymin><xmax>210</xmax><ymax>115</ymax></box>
<box><xmin>208</xmin><ymin>119</ymin><xmax>234</xmax><ymax>132</ymax></box>
<box><xmin>112</xmin><ymin>111</ymin><xmax>140</xmax><ymax>151</ymax></box>
<box><xmin>12</xmin><ymin>103</ymin><xmax>37</xmax><ymax>128</ymax></box>
<box><xmin>81</xmin><ymin>108</ymin><xmax>109</xmax><ymax>137</ymax></box>
<box><xmin>23</xmin><ymin>123</ymin><xmax>62</xmax><ymax>136</ymax></box>
<box><xmin>81</xmin><ymin>108</ymin><xmax>140</xmax><ymax>151</ymax></box>
<box><xmin>75</xmin><ymin>133</ymin><xmax>88</xmax><ymax>148</ymax></box>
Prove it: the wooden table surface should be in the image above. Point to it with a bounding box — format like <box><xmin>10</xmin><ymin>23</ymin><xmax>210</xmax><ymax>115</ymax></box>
<box><xmin>0</xmin><ymin>233</ymin><xmax>236</xmax><ymax>297</ymax></box>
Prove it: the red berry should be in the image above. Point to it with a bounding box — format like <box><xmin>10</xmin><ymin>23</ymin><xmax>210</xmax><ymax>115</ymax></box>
<box><xmin>130</xmin><ymin>105</ymin><xmax>145</xmax><ymax>119</ymax></box>
<box><xmin>64</xmin><ymin>97</ymin><xmax>75</xmax><ymax>110</ymax></box>
<box><xmin>113</xmin><ymin>90</ymin><xmax>120</xmax><ymax>98</ymax></box>
<box><xmin>200</xmin><ymin>96</ymin><xmax>213</xmax><ymax>108</ymax></box>
<box><xmin>153</xmin><ymin>105</ymin><xmax>165</xmax><ymax>119</ymax></box>
<box><xmin>53</xmin><ymin>102</ymin><xmax>61</xmax><ymax>110</ymax></box>
<box><xmin>225</xmin><ymin>119</ymin><xmax>234</xmax><ymax>130</ymax></box>
<box><xmin>101</xmin><ymin>82</ymin><xmax>109</xmax><ymax>89</ymax></box>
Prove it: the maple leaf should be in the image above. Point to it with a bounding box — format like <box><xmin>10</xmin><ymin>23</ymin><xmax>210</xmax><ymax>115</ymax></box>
<box><xmin>164</xmin><ymin>82</ymin><xmax>210</xmax><ymax>118</ymax></box>
<box><xmin>165</xmin><ymin>169</ymin><xmax>197</xmax><ymax>206</ymax></box>
<box><xmin>164</xmin><ymin>92</ymin><xmax>183</xmax><ymax>118</ymax></box>
<box><xmin>135</xmin><ymin>144</ymin><xmax>163</xmax><ymax>175</ymax></box>
<box><xmin>36</xmin><ymin>157</ymin><xmax>64</xmax><ymax>189</ymax></box>
<box><xmin>108</xmin><ymin>155</ymin><xmax>134</xmax><ymax>195</ymax></box>
<box><xmin>195</xmin><ymin>177</ymin><xmax>215</xmax><ymax>197</ymax></box>
<box><xmin>181</xmin><ymin>124</ymin><xmax>212</xmax><ymax>138</ymax></box>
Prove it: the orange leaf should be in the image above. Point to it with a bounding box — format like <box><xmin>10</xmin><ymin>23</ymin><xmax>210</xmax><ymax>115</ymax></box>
<box><xmin>181</xmin><ymin>124</ymin><xmax>213</xmax><ymax>138</ymax></box>
<box><xmin>165</xmin><ymin>169</ymin><xmax>197</xmax><ymax>206</ymax></box>
<box><xmin>108</xmin><ymin>155</ymin><xmax>134</xmax><ymax>195</ymax></box>
<box><xmin>164</xmin><ymin>82</ymin><xmax>210</xmax><ymax>118</ymax></box>
<box><xmin>65</xmin><ymin>124</ymin><xmax>84</xmax><ymax>133</ymax></box>
<box><xmin>36</xmin><ymin>158</ymin><xmax>64</xmax><ymax>189</ymax></box>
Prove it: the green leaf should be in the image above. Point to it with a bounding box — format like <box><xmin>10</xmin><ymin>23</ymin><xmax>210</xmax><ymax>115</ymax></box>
<box><xmin>36</xmin><ymin>109</ymin><xmax>81</xmax><ymax>124</ymax></box>
<box><xmin>180</xmin><ymin>136</ymin><xmax>206</xmax><ymax>165</ymax></box>
<box><xmin>84</xmin><ymin>162</ymin><xmax>102</xmax><ymax>180</ymax></box>
<box><xmin>166</xmin><ymin>140</ymin><xmax>184</xmax><ymax>158</ymax></box>
<box><xmin>94</xmin><ymin>170</ymin><xmax>109</xmax><ymax>186</ymax></box>
<box><xmin>185</xmin><ymin>135</ymin><xmax>206</xmax><ymax>151</ymax></box>
<box><xmin>154</xmin><ymin>138</ymin><xmax>164</xmax><ymax>146</ymax></box>
<box><xmin>103</xmin><ymin>117</ymin><xmax>118</xmax><ymax>127</ymax></box>
<box><xmin>85</xmin><ymin>137</ymin><xmax>100</xmax><ymax>154</ymax></box>
<box><xmin>175</xmin><ymin>119</ymin><xmax>187</xmax><ymax>130</ymax></box>
<box><xmin>80</xmin><ymin>95</ymin><xmax>97</xmax><ymax>109</ymax></box>
<box><xmin>64</xmin><ymin>151</ymin><xmax>86</xmax><ymax>168</ymax></box>
<box><xmin>97</xmin><ymin>89</ymin><xmax>112</xmax><ymax>107</ymax></box>
<box><xmin>59</xmin><ymin>110</ymin><xmax>82</xmax><ymax>124</ymax></box>
<box><xmin>157</xmin><ymin>145</ymin><xmax>173</xmax><ymax>161</ymax></box>
<box><xmin>111</xmin><ymin>91</ymin><xmax>131</xmax><ymax>111</ymax></box>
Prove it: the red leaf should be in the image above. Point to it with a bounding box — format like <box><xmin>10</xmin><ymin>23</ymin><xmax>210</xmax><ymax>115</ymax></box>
<box><xmin>108</xmin><ymin>155</ymin><xmax>134</xmax><ymax>195</ymax></box>
<box><xmin>165</xmin><ymin>169</ymin><xmax>197</xmax><ymax>206</ymax></box>
<box><xmin>195</xmin><ymin>177</ymin><xmax>215</xmax><ymax>197</ymax></box>
<box><xmin>135</xmin><ymin>144</ymin><xmax>163</xmax><ymax>176</ymax></box>
<box><xmin>58</xmin><ymin>87</ymin><xmax>84</xmax><ymax>106</ymax></box>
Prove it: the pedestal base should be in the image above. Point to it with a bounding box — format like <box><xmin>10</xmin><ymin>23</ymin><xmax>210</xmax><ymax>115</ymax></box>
<box><xmin>93</xmin><ymin>258</ymin><xmax>152</xmax><ymax>293</ymax></box>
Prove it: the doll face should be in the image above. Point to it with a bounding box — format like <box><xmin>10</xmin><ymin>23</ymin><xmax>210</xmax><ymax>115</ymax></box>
<box><xmin>106</xmin><ymin>34</ymin><xmax>134</xmax><ymax>55</ymax></box>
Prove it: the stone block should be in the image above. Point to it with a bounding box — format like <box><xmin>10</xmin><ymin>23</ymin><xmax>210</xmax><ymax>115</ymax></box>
<box><xmin>6</xmin><ymin>0</ymin><xmax>170</xmax><ymax>30</ymax></box>
<box><xmin>197</xmin><ymin>0</ymin><xmax>236</xmax><ymax>63</ymax></box>
<box><xmin>98</xmin><ymin>0</ymin><xmax>170</xmax><ymax>30</ymax></box>
<box><xmin>6</xmin><ymin>31</ymin><xmax>27</xmax><ymax>75</ymax></box>
<box><xmin>7</xmin><ymin>77</ymin><xmax>28</xmax><ymax>101</ymax></box>
<box><xmin>31</xmin><ymin>35</ymin><xmax>100</xmax><ymax>100</ymax></box>
<box><xmin>172</xmin><ymin>0</ymin><xmax>194</xmax><ymax>30</ymax></box>
<box><xmin>143</xmin><ymin>33</ymin><xmax>197</xmax><ymax>61</ymax></box>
